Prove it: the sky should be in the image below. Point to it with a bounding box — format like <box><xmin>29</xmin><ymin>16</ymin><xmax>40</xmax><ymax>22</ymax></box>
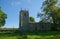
<box><xmin>0</xmin><ymin>0</ymin><xmax>45</xmax><ymax>28</ymax></box>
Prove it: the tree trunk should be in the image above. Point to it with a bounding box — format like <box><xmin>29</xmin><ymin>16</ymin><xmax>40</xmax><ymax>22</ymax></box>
<box><xmin>51</xmin><ymin>13</ymin><xmax>57</xmax><ymax>30</ymax></box>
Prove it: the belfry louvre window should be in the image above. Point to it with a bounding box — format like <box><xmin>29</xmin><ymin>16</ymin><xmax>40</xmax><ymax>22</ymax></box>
<box><xmin>24</xmin><ymin>13</ymin><xmax>26</xmax><ymax>16</ymax></box>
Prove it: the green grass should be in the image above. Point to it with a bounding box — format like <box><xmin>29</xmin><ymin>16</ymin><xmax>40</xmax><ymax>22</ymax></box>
<box><xmin>0</xmin><ymin>31</ymin><xmax>60</xmax><ymax>39</ymax></box>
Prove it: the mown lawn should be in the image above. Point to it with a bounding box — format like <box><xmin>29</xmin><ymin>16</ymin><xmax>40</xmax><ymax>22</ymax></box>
<box><xmin>0</xmin><ymin>31</ymin><xmax>60</xmax><ymax>39</ymax></box>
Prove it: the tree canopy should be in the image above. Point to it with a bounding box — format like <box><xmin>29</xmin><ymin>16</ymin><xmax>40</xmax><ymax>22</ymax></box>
<box><xmin>0</xmin><ymin>7</ymin><xmax>7</xmax><ymax>27</ymax></box>
<box><xmin>29</xmin><ymin>17</ymin><xmax>35</xmax><ymax>23</ymax></box>
<box><xmin>37</xmin><ymin>0</ymin><xmax>60</xmax><ymax>30</ymax></box>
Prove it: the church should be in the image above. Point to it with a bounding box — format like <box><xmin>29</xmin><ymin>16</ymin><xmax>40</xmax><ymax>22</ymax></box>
<box><xmin>19</xmin><ymin>9</ymin><xmax>53</xmax><ymax>31</ymax></box>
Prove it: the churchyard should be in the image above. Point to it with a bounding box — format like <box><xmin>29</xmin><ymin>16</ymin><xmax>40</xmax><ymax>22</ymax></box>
<box><xmin>0</xmin><ymin>0</ymin><xmax>60</xmax><ymax>39</ymax></box>
<box><xmin>0</xmin><ymin>7</ymin><xmax>60</xmax><ymax>39</ymax></box>
<box><xmin>0</xmin><ymin>31</ymin><xmax>60</xmax><ymax>39</ymax></box>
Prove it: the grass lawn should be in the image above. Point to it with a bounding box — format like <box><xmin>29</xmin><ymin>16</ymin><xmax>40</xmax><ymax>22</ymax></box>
<box><xmin>0</xmin><ymin>31</ymin><xmax>60</xmax><ymax>39</ymax></box>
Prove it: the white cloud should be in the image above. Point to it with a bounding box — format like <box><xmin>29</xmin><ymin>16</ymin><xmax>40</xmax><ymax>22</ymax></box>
<box><xmin>27</xmin><ymin>0</ymin><xmax>32</xmax><ymax>4</ymax></box>
<box><xmin>21</xmin><ymin>0</ymin><xmax>32</xmax><ymax>4</ymax></box>
<box><xmin>11</xmin><ymin>1</ymin><xmax>21</xmax><ymax>6</ymax></box>
<box><xmin>11</xmin><ymin>0</ymin><xmax>32</xmax><ymax>6</ymax></box>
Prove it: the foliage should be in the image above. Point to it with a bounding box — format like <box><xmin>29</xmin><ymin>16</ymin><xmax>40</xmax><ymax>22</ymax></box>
<box><xmin>43</xmin><ymin>0</ymin><xmax>60</xmax><ymax>30</ymax></box>
<box><xmin>42</xmin><ymin>0</ymin><xmax>59</xmax><ymax>23</ymax></box>
<box><xmin>0</xmin><ymin>7</ymin><xmax>7</xmax><ymax>27</ymax></box>
<box><xmin>37</xmin><ymin>0</ymin><xmax>60</xmax><ymax>30</ymax></box>
<box><xmin>37</xmin><ymin>13</ymin><xmax>50</xmax><ymax>23</ymax></box>
<box><xmin>29</xmin><ymin>17</ymin><xmax>35</xmax><ymax>23</ymax></box>
<box><xmin>42</xmin><ymin>0</ymin><xmax>59</xmax><ymax>22</ymax></box>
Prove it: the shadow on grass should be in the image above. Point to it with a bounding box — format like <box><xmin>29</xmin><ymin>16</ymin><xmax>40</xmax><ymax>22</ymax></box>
<box><xmin>18</xmin><ymin>35</ymin><xmax>27</xmax><ymax>39</ymax></box>
<box><xmin>0</xmin><ymin>31</ymin><xmax>60</xmax><ymax>39</ymax></box>
<box><xmin>0</xmin><ymin>31</ymin><xmax>60</xmax><ymax>36</ymax></box>
<box><xmin>25</xmin><ymin>31</ymin><xmax>60</xmax><ymax>36</ymax></box>
<box><xmin>17</xmin><ymin>31</ymin><xmax>60</xmax><ymax>39</ymax></box>
<box><xmin>0</xmin><ymin>32</ymin><xmax>18</xmax><ymax>37</ymax></box>
<box><xmin>18</xmin><ymin>32</ymin><xmax>27</xmax><ymax>39</ymax></box>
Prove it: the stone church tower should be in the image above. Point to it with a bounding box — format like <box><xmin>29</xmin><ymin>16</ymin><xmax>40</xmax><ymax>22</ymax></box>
<box><xmin>19</xmin><ymin>9</ymin><xmax>29</xmax><ymax>31</ymax></box>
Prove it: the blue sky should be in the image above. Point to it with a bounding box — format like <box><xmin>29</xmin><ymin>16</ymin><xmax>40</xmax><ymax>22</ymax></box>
<box><xmin>0</xmin><ymin>0</ymin><xmax>45</xmax><ymax>28</ymax></box>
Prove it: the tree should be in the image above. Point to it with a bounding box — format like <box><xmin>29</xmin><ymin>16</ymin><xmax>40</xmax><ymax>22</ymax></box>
<box><xmin>29</xmin><ymin>17</ymin><xmax>35</xmax><ymax>23</ymax></box>
<box><xmin>41</xmin><ymin>0</ymin><xmax>60</xmax><ymax>30</ymax></box>
<box><xmin>37</xmin><ymin>13</ymin><xmax>49</xmax><ymax>23</ymax></box>
<box><xmin>0</xmin><ymin>7</ymin><xmax>7</xmax><ymax>27</ymax></box>
<box><xmin>37</xmin><ymin>0</ymin><xmax>60</xmax><ymax>30</ymax></box>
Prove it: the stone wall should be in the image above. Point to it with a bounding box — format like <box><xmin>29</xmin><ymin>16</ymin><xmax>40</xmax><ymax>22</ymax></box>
<box><xmin>29</xmin><ymin>22</ymin><xmax>52</xmax><ymax>31</ymax></box>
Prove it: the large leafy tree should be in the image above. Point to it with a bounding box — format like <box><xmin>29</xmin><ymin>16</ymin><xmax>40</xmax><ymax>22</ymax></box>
<box><xmin>0</xmin><ymin>7</ymin><xmax>7</xmax><ymax>27</ymax></box>
<box><xmin>29</xmin><ymin>17</ymin><xmax>35</xmax><ymax>23</ymax></box>
<box><xmin>42</xmin><ymin>0</ymin><xmax>60</xmax><ymax>30</ymax></box>
<box><xmin>37</xmin><ymin>0</ymin><xmax>60</xmax><ymax>30</ymax></box>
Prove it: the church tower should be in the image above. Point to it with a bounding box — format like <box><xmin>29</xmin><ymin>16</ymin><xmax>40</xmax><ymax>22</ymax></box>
<box><xmin>19</xmin><ymin>9</ymin><xmax>29</xmax><ymax>31</ymax></box>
